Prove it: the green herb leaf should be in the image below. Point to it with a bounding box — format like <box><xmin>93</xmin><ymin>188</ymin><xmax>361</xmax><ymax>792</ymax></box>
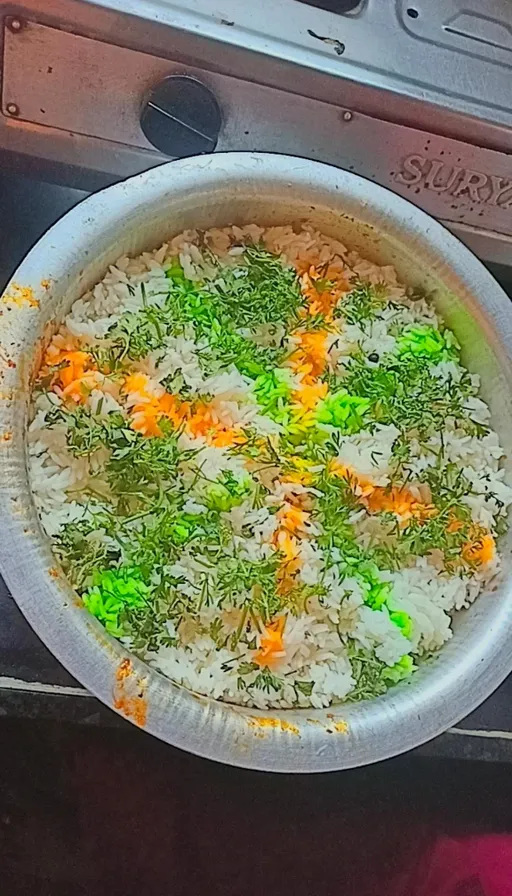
<box><xmin>295</xmin><ymin>680</ymin><xmax>314</xmax><ymax>697</ymax></box>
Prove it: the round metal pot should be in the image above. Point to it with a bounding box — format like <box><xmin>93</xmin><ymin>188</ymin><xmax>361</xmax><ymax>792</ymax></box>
<box><xmin>1</xmin><ymin>153</ymin><xmax>511</xmax><ymax>772</ymax></box>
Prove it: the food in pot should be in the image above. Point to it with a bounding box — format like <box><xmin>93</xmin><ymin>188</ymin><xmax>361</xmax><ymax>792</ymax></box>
<box><xmin>28</xmin><ymin>224</ymin><xmax>512</xmax><ymax>709</ymax></box>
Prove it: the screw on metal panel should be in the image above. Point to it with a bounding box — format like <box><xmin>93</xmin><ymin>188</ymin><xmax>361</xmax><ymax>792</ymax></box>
<box><xmin>7</xmin><ymin>18</ymin><xmax>23</xmax><ymax>32</ymax></box>
<box><xmin>342</xmin><ymin>111</ymin><xmax>353</xmax><ymax>121</ymax></box>
<box><xmin>5</xmin><ymin>103</ymin><xmax>20</xmax><ymax>116</ymax></box>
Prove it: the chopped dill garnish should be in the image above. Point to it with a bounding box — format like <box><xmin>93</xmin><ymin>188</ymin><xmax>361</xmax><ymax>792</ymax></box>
<box><xmin>54</xmin><ymin>519</ymin><xmax>119</xmax><ymax>589</ymax></box>
<box><xmin>344</xmin><ymin>643</ymin><xmax>390</xmax><ymax>701</ymax></box>
<box><xmin>251</xmin><ymin>667</ymin><xmax>284</xmax><ymax>694</ymax></box>
<box><xmin>46</xmin><ymin>405</ymin><xmax>129</xmax><ymax>457</ymax></box>
<box><xmin>340</xmin><ymin>279</ymin><xmax>388</xmax><ymax>326</ymax></box>
<box><xmin>107</xmin><ymin>301</ymin><xmax>180</xmax><ymax>361</ymax></box>
<box><xmin>345</xmin><ymin>644</ymin><xmax>415</xmax><ymax>701</ymax></box>
<box><xmin>199</xmin><ymin>319</ymin><xmax>285</xmax><ymax>379</ymax></box>
<box><xmin>215</xmin><ymin>554</ymin><xmax>283</xmax><ymax>622</ymax></box>
<box><xmin>206</xmin><ymin>244</ymin><xmax>302</xmax><ymax>328</ymax></box>
<box><xmin>342</xmin><ymin>350</ymin><xmax>476</xmax><ymax>437</ymax></box>
<box><xmin>106</xmin><ymin>427</ymin><xmax>184</xmax><ymax>508</ymax></box>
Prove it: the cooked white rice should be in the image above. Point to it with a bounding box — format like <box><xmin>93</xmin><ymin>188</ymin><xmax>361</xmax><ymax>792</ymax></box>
<box><xmin>28</xmin><ymin>224</ymin><xmax>512</xmax><ymax>709</ymax></box>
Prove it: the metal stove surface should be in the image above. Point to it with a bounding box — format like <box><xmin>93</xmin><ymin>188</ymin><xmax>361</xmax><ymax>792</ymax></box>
<box><xmin>0</xmin><ymin>0</ymin><xmax>511</xmax><ymax>264</ymax></box>
<box><xmin>90</xmin><ymin>0</ymin><xmax>512</xmax><ymax>131</ymax></box>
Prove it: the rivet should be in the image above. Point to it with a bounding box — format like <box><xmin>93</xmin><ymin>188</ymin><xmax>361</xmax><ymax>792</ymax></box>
<box><xmin>8</xmin><ymin>18</ymin><xmax>23</xmax><ymax>32</ymax></box>
<box><xmin>6</xmin><ymin>103</ymin><xmax>20</xmax><ymax>117</ymax></box>
<box><xmin>342</xmin><ymin>110</ymin><xmax>353</xmax><ymax>122</ymax></box>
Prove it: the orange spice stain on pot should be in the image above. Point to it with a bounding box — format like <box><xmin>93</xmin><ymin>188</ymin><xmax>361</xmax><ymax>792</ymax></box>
<box><xmin>247</xmin><ymin>716</ymin><xmax>300</xmax><ymax>737</ymax></box>
<box><xmin>2</xmin><ymin>283</ymin><xmax>40</xmax><ymax>308</ymax></box>
<box><xmin>113</xmin><ymin>658</ymin><xmax>148</xmax><ymax>727</ymax></box>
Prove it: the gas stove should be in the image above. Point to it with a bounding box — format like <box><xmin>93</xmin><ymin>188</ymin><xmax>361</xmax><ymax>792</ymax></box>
<box><xmin>1</xmin><ymin>0</ymin><xmax>511</xmax><ymax>266</ymax></box>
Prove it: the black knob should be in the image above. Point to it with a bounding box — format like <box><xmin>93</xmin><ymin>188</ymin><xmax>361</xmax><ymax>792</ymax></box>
<box><xmin>140</xmin><ymin>75</ymin><xmax>222</xmax><ymax>158</ymax></box>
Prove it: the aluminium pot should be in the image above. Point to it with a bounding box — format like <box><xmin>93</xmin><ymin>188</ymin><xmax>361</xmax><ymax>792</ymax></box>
<box><xmin>1</xmin><ymin>152</ymin><xmax>512</xmax><ymax>772</ymax></box>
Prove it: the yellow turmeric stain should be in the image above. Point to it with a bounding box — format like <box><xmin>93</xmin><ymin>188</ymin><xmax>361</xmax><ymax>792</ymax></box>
<box><xmin>2</xmin><ymin>283</ymin><xmax>40</xmax><ymax>308</ymax></box>
<box><xmin>247</xmin><ymin>716</ymin><xmax>300</xmax><ymax>736</ymax></box>
<box><xmin>332</xmin><ymin>720</ymin><xmax>349</xmax><ymax>734</ymax></box>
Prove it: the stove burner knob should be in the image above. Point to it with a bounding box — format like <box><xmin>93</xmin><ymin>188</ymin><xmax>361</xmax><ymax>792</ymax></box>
<box><xmin>140</xmin><ymin>75</ymin><xmax>222</xmax><ymax>158</ymax></box>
